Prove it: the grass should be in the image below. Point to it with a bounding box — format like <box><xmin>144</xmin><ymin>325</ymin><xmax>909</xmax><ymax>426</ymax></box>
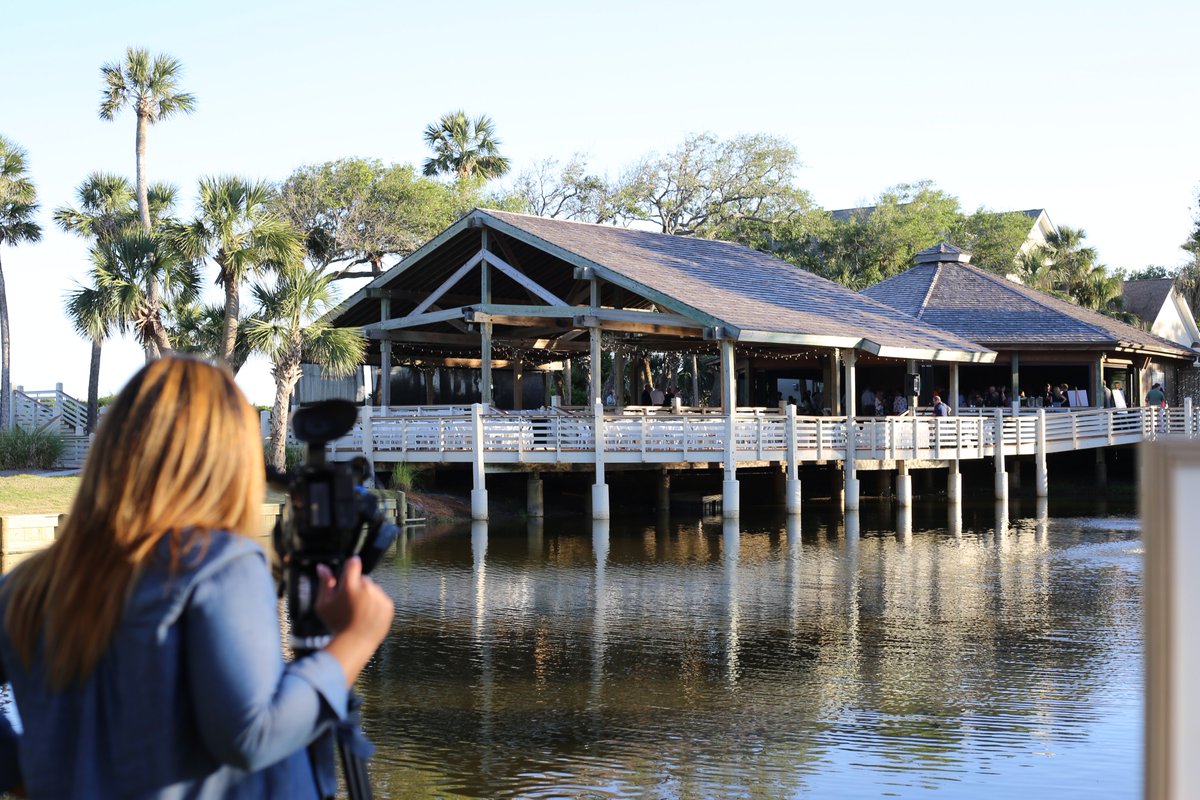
<box><xmin>0</xmin><ymin>474</ymin><xmax>81</xmax><ymax>515</ymax></box>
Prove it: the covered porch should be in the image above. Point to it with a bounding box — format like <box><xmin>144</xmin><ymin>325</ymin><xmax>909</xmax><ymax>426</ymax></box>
<box><xmin>327</xmin><ymin>209</ymin><xmax>995</xmax><ymax>518</ymax></box>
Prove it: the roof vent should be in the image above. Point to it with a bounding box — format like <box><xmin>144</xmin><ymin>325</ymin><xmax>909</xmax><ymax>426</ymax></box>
<box><xmin>914</xmin><ymin>242</ymin><xmax>972</xmax><ymax>265</ymax></box>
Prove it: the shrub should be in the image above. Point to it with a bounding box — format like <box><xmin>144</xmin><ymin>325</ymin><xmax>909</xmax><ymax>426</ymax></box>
<box><xmin>264</xmin><ymin>443</ymin><xmax>306</xmax><ymax>472</ymax></box>
<box><xmin>390</xmin><ymin>462</ymin><xmax>425</xmax><ymax>493</ymax></box>
<box><xmin>0</xmin><ymin>426</ymin><xmax>66</xmax><ymax>470</ymax></box>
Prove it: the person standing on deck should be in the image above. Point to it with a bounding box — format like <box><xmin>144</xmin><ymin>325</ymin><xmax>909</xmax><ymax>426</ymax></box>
<box><xmin>1146</xmin><ymin>382</ymin><xmax>1166</xmax><ymax>407</ymax></box>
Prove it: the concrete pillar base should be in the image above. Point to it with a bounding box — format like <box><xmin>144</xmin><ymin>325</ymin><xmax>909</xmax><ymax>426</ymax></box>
<box><xmin>1036</xmin><ymin>468</ymin><xmax>1048</xmax><ymax>498</ymax></box>
<box><xmin>471</xmin><ymin>488</ymin><xmax>489</xmax><ymax>521</ymax></box>
<box><xmin>722</xmin><ymin>479</ymin><xmax>740</xmax><ymax>518</ymax></box>
<box><xmin>785</xmin><ymin>478</ymin><xmax>802</xmax><ymax>515</ymax></box>
<box><xmin>948</xmin><ymin>470</ymin><xmax>962</xmax><ymax>503</ymax></box>
<box><xmin>527</xmin><ymin>476</ymin><xmax>544</xmax><ymax>518</ymax></box>
<box><xmin>994</xmin><ymin>472</ymin><xmax>1009</xmax><ymax>501</ymax></box>
<box><xmin>844</xmin><ymin>475</ymin><xmax>860</xmax><ymax>510</ymax></box>
<box><xmin>657</xmin><ymin>471</ymin><xmax>671</xmax><ymax>511</ymax></box>
<box><xmin>896</xmin><ymin>474</ymin><xmax>913</xmax><ymax>507</ymax></box>
<box><xmin>591</xmin><ymin>483</ymin><xmax>611</xmax><ymax>519</ymax></box>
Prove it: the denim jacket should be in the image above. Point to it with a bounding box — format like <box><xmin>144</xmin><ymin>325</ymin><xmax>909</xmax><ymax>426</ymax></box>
<box><xmin>0</xmin><ymin>532</ymin><xmax>348</xmax><ymax>798</ymax></box>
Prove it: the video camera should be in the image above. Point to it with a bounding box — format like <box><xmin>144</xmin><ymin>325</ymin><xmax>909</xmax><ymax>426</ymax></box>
<box><xmin>270</xmin><ymin>399</ymin><xmax>398</xmax><ymax>652</ymax></box>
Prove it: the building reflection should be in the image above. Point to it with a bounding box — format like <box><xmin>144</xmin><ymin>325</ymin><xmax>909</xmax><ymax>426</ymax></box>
<box><xmin>357</xmin><ymin>499</ymin><xmax>1141</xmax><ymax>798</ymax></box>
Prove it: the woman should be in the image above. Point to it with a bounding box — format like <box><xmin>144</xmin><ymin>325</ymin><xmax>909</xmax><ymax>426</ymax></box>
<box><xmin>0</xmin><ymin>355</ymin><xmax>393</xmax><ymax>797</ymax></box>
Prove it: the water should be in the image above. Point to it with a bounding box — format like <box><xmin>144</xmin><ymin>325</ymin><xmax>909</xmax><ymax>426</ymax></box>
<box><xmin>357</xmin><ymin>493</ymin><xmax>1143</xmax><ymax>799</ymax></box>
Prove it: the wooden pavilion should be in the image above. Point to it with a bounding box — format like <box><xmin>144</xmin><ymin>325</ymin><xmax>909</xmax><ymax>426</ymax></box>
<box><xmin>327</xmin><ymin>209</ymin><xmax>994</xmax><ymax>515</ymax></box>
<box><xmin>862</xmin><ymin>243</ymin><xmax>1196</xmax><ymax>409</ymax></box>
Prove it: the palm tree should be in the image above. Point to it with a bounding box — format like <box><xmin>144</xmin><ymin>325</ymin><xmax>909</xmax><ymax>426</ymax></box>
<box><xmin>99</xmin><ymin>47</ymin><xmax>195</xmax><ymax>359</ymax></box>
<box><xmin>63</xmin><ymin>285</ymin><xmax>113</xmax><ymax>433</ymax></box>
<box><xmin>171</xmin><ymin>176</ymin><xmax>303</xmax><ymax>367</ymax></box>
<box><xmin>56</xmin><ymin>172</ymin><xmax>139</xmax><ymax>431</ymax></box>
<box><xmin>0</xmin><ymin>136</ymin><xmax>42</xmax><ymax>429</ymax></box>
<box><xmin>244</xmin><ymin>263</ymin><xmax>365</xmax><ymax>471</ymax></box>
<box><xmin>168</xmin><ymin>301</ymin><xmax>252</xmax><ymax>373</ymax></box>
<box><xmin>87</xmin><ymin>230</ymin><xmax>200</xmax><ymax>355</ymax></box>
<box><xmin>1016</xmin><ymin>247</ymin><xmax>1055</xmax><ymax>291</ymax></box>
<box><xmin>1043</xmin><ymin>226</ymin><xmax>1098</xmax><ymax>295</ymax></box>
<box><xmin>422</xmin><ymin>111</ymin><xmax>511</xmax><ymax>182</ymax></box>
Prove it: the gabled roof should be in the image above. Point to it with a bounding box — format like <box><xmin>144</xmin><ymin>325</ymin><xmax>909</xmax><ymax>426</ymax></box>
<box><xmin>1121</xmin><ymin>278</ymin><xmax>1174</xmax><ymax>324</ymax></box>
<box><xmin>863</xmin><ymin>244</ymin><xmax>1195</xmax><ymax>359</ymax></box>
<box><xmin>330</xmin><ymin>210</ymin><xmax>995</xmax><ymax>363</ymax></box>
<box><xmin>474</xmin><ymin>211</ymin><xmax>992</xmax><ymax>360</ymax></box>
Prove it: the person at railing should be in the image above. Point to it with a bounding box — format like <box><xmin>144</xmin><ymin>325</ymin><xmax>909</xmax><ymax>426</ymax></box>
<box><xmin>932</xmin><ymin>393</ymin><xmax>950</xmax><ymax>416</ymax></box>
<box><xmin>1103</xmin><ymin>381</ymin><xmax>1115</xmax><ymax>408</ymax></box>
<box><xmin>891</xmin><ymin>392</ymin><xmax>908</xmax><ymax>415</ymax></box>
<box><xmin>640</xmin><ymin>383</ymin><xmax>652</xmax><ymax>405</ymax></box>
<box><xmin>1042</xmin><ymin>384</ymin><xmax>1055</xmax><ymax>407</ymax></box>
<box><xmin>1146</xmin><ymin>383</ymin><xmax>1166</xmax><ymax>407</ymax></box>
<box><xmin>650</xmin><ymin>385</ymin><xmax>665</xmax><ymax>406</ymax></box>
<box><xmin>861</xmin><ymin>386</ymin><xmax>876</xmax><ymax>417</ymax></box>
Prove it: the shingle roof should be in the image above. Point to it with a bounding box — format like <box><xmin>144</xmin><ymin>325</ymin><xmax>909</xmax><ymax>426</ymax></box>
<box><xmin>1121</xmin><ymin>278</ymin><xmax>1173</xmax><ymax>325</ymax></box>
<box><xmin>863</xmin><ymin>245</ymin><xmax>1194</xmax><ymax>358</ymax></box>
<box><xmin>479</xmin><ymin>210</ymin><xmax>993</xmax><ymax>361</ymax></box>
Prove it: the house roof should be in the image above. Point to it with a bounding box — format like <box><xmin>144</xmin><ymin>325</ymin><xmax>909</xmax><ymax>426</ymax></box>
<box><xmin>1121</xmin><ymin>278</ymin><xmax>1174</xmax><ymax>324</ymax></box>
<box><xmin>329</xmin><ymin>210</ymin><xmax>996</xmax><ymax>363</ymax></box>
<box><xmin>862</xmin><ymin>244</ymin><xmax>1195</xmax><ymax>360</ymax></box>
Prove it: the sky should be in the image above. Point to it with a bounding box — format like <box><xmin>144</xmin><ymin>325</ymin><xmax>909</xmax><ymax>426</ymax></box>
<box><xmin>2</xmin><ymin>0</ymin><xmax>1198</xmax><ymax>404</ymax></box>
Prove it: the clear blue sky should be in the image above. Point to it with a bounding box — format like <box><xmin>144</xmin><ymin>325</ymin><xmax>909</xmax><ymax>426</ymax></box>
<box><xmin>3</xmin><ymin>0</ymin><xmax>1198</xmax><ymax>403</ymax></box>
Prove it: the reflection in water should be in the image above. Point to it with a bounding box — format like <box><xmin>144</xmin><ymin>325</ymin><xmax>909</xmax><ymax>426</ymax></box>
<box><xmin>360</xmin><ymin>493</ymin><xmax>1143</xmax><ymax>799</ymax></box>
<box><xmin>722</xmin><ymin>518</ymin><xmax>740</xmax><ymax>686</ymax></box>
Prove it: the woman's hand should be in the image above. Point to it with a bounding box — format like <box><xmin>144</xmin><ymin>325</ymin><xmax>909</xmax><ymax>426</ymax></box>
<box><xmin>315</xmin><ymin>557</ymin><xmax>395</xmax><ymax>686</ymax></box>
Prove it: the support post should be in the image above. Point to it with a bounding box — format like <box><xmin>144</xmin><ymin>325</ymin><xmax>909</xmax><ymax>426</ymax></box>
<box><xmin>897</xmin><ymin>460</ymin><xmax>912</xmax><ymax>507</ymax></box>
<box><xmin>380</xmin><ymin>297</ymin><xmax>391</xmax><ymax>408</ymax></box>
<box><xmin>1035</xmin><ymin>408</ymin><xmax>1048</xmax><ymax>497</ymax></box>
<box><xmin>1011</xmin><ymin>351</ymin><xmax>1021</xmax><ymax>414</ymax></box>
<box><xmin>994</xmin><ymin>407</ymin><xmax>1008</xmax><ymax>501</ymax></box>
<box><xmin>721</xmin><ymin>338</ymin><xmax>740</xmax><ymax>518</ymax></box>
<box><xmin>1096</xmin><ymin>354</ymin><xmax>1105</xmax><ymax>409</ymax></box>
<box><xmin>424</xmin><ymin>369</ymin><xmax>436</xmax><ymax>405</ymax></box>
<box><xmin>785</xmin><ymin>404</ymin><xmax>801</xmax><ymax>514</ymax></box>
<box><xmin>844</xmin><ymin>350</ymin><xmax>859</xmax><ymax>510</ymax></box>
<box><xmin>613</xmin><ymin>348</ymin><xmax>624</xmax><ymax>409</ymax></box>
<box><xmin>480</xmin><ymin>322</ymin><xmax>493</xmax><ymax>404</ymax></box>
<box><xmin>830</xmin><ymin>349</ymin><xmax>842</xmax><ymax>416</ymax></box>
<box><xmin>480</xmin><ymin>229</ymin><xmax>493</xmax><ymax>405</ymax></box>
<box><xmin>949</xmin><ymin>363</ymin><xmax>960</xmax><ymax>414</ymax></box>
<box><xmin>563</xmin><ymin>359</ymin><xmax>573</xmax><ymax>406</ymax></box>
<box><xmin>513</xmin><ymin>359</ymin><xmax>524</xmax><ymax>411</ymax></box>
<box><xmin>691</xmin><ymin>354</ymin><xmax>700</xmax><ymax>407</ymax></box>
<box><xmin>589</xmin><ymin>280</ymin><xmax>602</xmax><ymax>405</ymax></box>
<box><xmin>471</xmin><ymin>403</ymin><xmax>488</xmax><ymax>520</ymax></box>
<box><xmin>526</xmin><ymin>473</ymin><xmax>544</xmax><ymax>518</ymax></box>
<box><xmin>1187</xmin><ymin>397</ymin><xmax>1195</xmax><ymax>438</ymax></box>
<box><xmin>948</xmin><ymin>458</ymin><xmax>961</xmax><ymax>503</ymax></box>
<box><xmin>592</xmin><ymin>400</ymin><xmax>610</xmax><ymax>519</ymax></box>
<box><xmin>657</xmin><ymin>470</ymin><xmax>671</xmax><ymax>511</ymax></box>
<box><xmin>359</xmin><ymin>405</ymin><xmax>375</xmax><ymax>480</ymax></box>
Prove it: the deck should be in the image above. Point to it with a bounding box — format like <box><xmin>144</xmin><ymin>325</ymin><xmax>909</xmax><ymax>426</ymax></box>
<box><xmin>331</xmin><ymin>403</ymin><xmax>1192</xmax><ymax>468</ymax></box>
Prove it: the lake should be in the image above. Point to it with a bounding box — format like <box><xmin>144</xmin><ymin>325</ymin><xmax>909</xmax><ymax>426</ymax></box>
<box><xmin>356</xmin><ymin>490</ymin><xmax>1142</xmax><ymax>799</ymax></box>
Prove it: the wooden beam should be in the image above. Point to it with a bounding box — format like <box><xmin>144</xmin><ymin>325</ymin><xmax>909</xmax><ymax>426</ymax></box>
<box><xmin>574</xmin><ymin>315</ymin><xmax>701</xmax><ymax>337</ymax></box>
<box><xmin>368</xmin><ymin>328</ymin><xmax>591</xmax><ymax>352</ymax></box>
<box><xmin>580</xmin><ymin>308</ymin><xmax>704</xmax><ymax>329</ymax></box>
<box><xmin>365</xmin><ymin>307</ymin><xmax>466</xmax><ymax>332</ymax></box>
<box><xmin>483</xmin><ymin>249</ymin><xmax>569</xmax><ymax>307</ymax></box>
<box><xmin>408</xmin><ymin>251</ymin><xmax>484</xmax><ymax>317</ymax></box>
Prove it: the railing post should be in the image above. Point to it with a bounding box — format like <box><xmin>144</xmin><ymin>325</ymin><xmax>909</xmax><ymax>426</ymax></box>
<box><xmin>359</xmin><ymin>405</ymin><xmax>375</xmax><ymax>478</ymax></box>
<box><xmin>1036</xmin><ymin>409</ymin><xmax>1048</xmax><ymax>498</ymax></box>
<box><xmin>592</xmin><ymin>400</ymin><xmax>610</xmax><ymax>519</ymax></box>
<box><xmin>994</xmin><ymin>408</ymin><xmax>1008</xmax><ymax>501</ymax></box>
<box><xmin>785</xmin><ymin>404</ymin><xmax>801</xmax><ymax>514</ymax></box>
<box><xmin>471</xmin><ymin>403</ymin><xmax>488</xmax><ymax>520</ymax></box>
<box><xmin>1188</xmin><ymin>397</ymin><xmax>1195</xmax><ymax>439</ymax></box>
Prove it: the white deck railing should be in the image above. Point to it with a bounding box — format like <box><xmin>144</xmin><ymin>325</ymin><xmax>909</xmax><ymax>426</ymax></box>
<box><xmin>329</xmin><ymin>403</ymin><xmax>1196</xmax><ymax>467</ymax></box>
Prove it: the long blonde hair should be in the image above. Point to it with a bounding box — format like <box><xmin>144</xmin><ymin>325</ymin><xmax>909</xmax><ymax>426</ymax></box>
<box><xmin>3</xmin><ymin>355</ymin><xmax>265</xmax><ymax>687</ymax></box>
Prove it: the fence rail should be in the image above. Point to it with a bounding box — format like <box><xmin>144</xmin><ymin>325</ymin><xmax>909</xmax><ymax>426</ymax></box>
<box><xmin>331</xmin><ymin>403</ymin><xmax>1198</xmax><ymax>467</ymax></box>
